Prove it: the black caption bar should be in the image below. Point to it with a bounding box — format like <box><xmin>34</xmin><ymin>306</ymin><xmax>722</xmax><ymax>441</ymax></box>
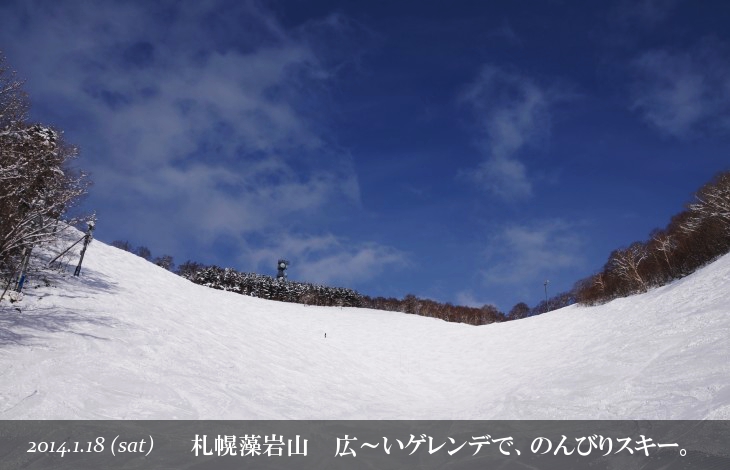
<box><xmin>1</xmin><ymin>421</ymin><xmax>728</xmax><ymax>469</ymax></box>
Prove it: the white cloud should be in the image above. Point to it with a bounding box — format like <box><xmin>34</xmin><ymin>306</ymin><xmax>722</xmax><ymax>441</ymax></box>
<box><xmin>630</xmin><ymin>41</ymin><xmax>730</xmax><ymax>138</ymax></box>
<box><xmin>0</xmin><ymin>0</ymin><xmax>363</xmax><ymax>252</ymax></box>
<box><xmin>459</xmin><ymin>65</ymin><xmax>563</xmax><ymax>200</ymax></box>
<box><xmin>240</xmin><ymin>233</ymin><xmax>408</xmax><ymax>286</ymax></box>
<box><xmin>471</xmin><ymin>155</ymin><xmax>531</xmax><ymax>200</ymax></box>
<box><xmin>481</xmin><ymin>219</ymin><xmax>586</xmax><ymax>285</ymax></box>
<box><xmin>455</xmin><ymin>291</ymin><xmax>495</xmax><ymax>309</ymax></box>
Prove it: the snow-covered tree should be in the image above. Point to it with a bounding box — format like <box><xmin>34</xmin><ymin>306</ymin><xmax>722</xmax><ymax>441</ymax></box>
<box><xmin>1</xmin><ymin>125</ymin><xmax>89</xmax><ymax>273</ymax></box>
<box><xmin>607</xmin><ymin>242</ymin><xmax>649</xmax><ymax>294</ymax></box>
<box><xmin>153</xmin><ymin>255</ymin><xmax>175</xmax><ymax>271</ymax></box>
<box><xmin>0</xmin><ymin>54</ymin><xmax>89</xmax><ymax>292</ymax></box>
<box><xmin>508</xmin><ymin>302</ymin><xmax>530</xmax><ymax>320</ymax></box>
<box><xmin>688</xmin><ymin>171</ymin><xmax>730</xmax><ymax>234</ymax></box>
<box><xmin>135</xmin><ymin>245</ymin><xmax>152</xmax><ymax>260</ymax></box>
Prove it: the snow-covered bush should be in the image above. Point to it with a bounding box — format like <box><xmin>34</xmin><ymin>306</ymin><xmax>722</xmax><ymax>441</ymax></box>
<box><xmin>181</xmin><ymin>265</ymin><xmax>363</xmax><ymax>307</ymax></box>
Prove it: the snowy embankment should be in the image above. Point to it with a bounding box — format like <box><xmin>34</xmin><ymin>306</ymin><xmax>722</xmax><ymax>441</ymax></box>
<box><xmin>1</xmin><ymin>230</ymin><xmax>729</xmax><ymax>419</ymax></box>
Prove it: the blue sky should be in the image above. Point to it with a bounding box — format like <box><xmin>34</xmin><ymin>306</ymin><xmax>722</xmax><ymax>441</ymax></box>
<box><xmin>1</xmin><ymin>0</ymin><xmax>729</xmax><ymax>310</ymax></box>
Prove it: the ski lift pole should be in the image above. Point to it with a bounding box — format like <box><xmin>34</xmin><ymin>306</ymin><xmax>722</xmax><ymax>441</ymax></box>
<box><xmin>15</xmin><ymin>246</ymin><xmax>33</xmax><ymax>292</ymax></box>
<box><xmin>48</xmin><ymin>235</ymin><xmax>86</xmax><ymax>266</ymax></box>
<box><xmin>73</xmin><ymin>221</ymin><xmax>95</xmax><ymax>277</ymax></box>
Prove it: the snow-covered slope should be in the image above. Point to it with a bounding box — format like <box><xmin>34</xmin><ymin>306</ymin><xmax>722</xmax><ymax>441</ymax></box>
<box><xmin>1</xmin><ymin>233</ymin><xmax>729</xmax><ymax>419</ymax></box>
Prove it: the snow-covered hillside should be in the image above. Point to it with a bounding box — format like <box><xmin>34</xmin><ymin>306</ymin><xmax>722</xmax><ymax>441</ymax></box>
<box><xmin>1</xmin><ymin>232</ymin><xmax>729</xmax><ymax>419</ymax></box>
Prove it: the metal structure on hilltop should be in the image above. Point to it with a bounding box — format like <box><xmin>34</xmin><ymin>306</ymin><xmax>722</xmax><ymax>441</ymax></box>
<box><xmin>276</xmin><ymin>259</ymin><xmax>289</xmax><ymax>279</ymax></box>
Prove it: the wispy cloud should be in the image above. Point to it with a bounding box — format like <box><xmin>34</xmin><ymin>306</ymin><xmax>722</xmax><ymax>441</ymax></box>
<box><xmin>241</xmin><ymin>233</ymin><xmax>408</xmax><ymax>286</ymax></box>
<box><xmin>459</xmin><ymin>65</ymin><xmax>564</xmax><ymax>200</ymax></box>
<box><xmin>481</xmin><ymin>219</ymin><xmax>586</xmax><ymax>285</ymax></box>
<box><xmin>0</xmin><ymin>0</ymin><xmax>372</xmax><ymax>269</ymax></box>
<box><xmin>630</xmin><ymin>40</ymin><xmax>730</xmax><ymax>138</ymax></box>
<box><xmin>455</xmin><ymin>291</ymin><xmax>495</xmax><ymax>309</ymax></box>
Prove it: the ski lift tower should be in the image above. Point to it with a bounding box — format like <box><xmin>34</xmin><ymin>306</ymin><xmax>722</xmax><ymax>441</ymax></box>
<box><xmin>276</xmin><ymin>259</ymin><xmax>289</xmax><ymax>279</ymax></box>
<box><xmin>74</xmin><ymin>220</ymin><xmax>95</xmax><ymax>276</ymax></box>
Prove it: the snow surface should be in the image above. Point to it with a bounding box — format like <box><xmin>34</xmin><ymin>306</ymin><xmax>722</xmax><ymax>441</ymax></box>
<box><xmin>1</xmin><ymin>231</ymin><xmax>729</xmax><ymax>419</ymax></box>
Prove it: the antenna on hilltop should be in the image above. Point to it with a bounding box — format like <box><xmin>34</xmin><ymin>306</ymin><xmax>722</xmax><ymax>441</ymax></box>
<box><xmin>544</xmin><ymin>280</ymin><xmax>549</xmax><ymax>304</ymax></box>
